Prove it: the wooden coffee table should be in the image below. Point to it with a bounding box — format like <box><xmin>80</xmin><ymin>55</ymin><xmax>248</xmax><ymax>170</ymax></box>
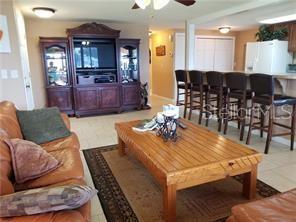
<box><xmin>115</xmin><ymin>119</ymin><xmax>262</xmax><ymax>222</ymax></box>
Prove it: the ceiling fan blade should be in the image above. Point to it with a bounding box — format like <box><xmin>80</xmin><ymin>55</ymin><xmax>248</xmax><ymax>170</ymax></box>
<box><xmin>175</xmin><ymin>0</ymin><xmax>196</xmax><ymax>6</ymax></box>
<box><xmin>132</xmin><ymin>3</ymin><xmax>140</xmax><ymax>9</ymax></box>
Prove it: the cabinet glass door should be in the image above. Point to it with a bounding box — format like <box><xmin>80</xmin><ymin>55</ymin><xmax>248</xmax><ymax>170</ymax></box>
<box><xmin>45</xmin><ymin>45</ymin><xmax>69</xmax><ymax>86</ymax></box>
<box><xmin>120</xmin><ymin>45</ymin><xmax>138</xmax><ymax>83</ymax></box>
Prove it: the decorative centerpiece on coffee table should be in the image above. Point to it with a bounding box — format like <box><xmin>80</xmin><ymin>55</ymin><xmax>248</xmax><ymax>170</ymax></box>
<box><xmin>156</xmin><ymin>105</ymin><xmax>179</xmax><ymax>142</ymax></box>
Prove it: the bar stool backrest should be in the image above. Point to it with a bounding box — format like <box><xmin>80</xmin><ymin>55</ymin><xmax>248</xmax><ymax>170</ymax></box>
<box><xmin>188</xmin><ymin>70</ymin><xmax>203</xmax><ymax>86</ymax></box>
<box><xmin>175</xmin><ymin>70</ymin><xmax>187</xmax><ymax>83</ymax></box>
<box><xmin>225</xmin><ymin>72</ymin><xmax>247</xmax><ymax>91</ymax></box>
<box><xmin>206</xmin><ymin>71</ymin><xmax>223</xmax><ymax>87</ymax></box>
<box><xmin>249</xmin><ymin>73</ymin><xmax>274</xmax><ymax>96</ymax></box>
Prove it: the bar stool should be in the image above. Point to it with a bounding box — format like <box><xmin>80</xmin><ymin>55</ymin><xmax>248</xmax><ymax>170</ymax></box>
<box><xmin>246</xmin><ymin>74</ymin><xmax>296</xmax><ymax>154</ymax></box>
<box><xmin>175</xmin><ymin>70</ymin><xmax>191</xmax><ymax>118</ymax></box>
<box><xmin>224</xmin><ymin>72</ymin><xmax>253</xmax><ymax>140</ymax></box>
<box><xmin>205</xmin><ymin>71</ymin><xmax>227</xmax><ymax>132</ymax></box>
<box><xmin>188</xmin><ymin>70</ymin><xmax>207</xmax><ymax>124</ymax></box>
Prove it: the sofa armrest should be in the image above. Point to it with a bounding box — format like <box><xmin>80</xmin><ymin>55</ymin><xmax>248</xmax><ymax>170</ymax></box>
<box><xmin>61</xmin><ymin>113</ymin><xmax>70</xmax><ymax>130</ymax></box>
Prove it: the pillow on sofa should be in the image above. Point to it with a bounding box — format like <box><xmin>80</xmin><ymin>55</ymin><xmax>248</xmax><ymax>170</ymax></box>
<box><xmin>0</xmin><ymin>185</ymin><xmax>97</xmax><ymax>217</ymax></box>
<box><xmin>16</xmin><ymin>107</ymin><xmax>71</xmax><ymax>144</ymax></box>
<box><xmin>4</xmin><ymin>139</ymin><xmax>61</xmax><ymax>184</ymax></box>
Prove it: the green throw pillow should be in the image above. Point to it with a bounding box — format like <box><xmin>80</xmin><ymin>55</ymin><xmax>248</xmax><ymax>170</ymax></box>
<box><xmin>16</xmin><ymin>107</ymin><xmax>71</xmax><ymax>144</ymax></box>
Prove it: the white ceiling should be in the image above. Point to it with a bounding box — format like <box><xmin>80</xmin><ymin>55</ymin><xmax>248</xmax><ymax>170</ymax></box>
<box><xmin>16</xmin><ymin>0</ymin><xmax>293</xmax><ymax>30</ymax></box>
<box><xmin>198</xmin><ymin>0</ymin><xmax>296</xmax><ymax>31</ymax></box>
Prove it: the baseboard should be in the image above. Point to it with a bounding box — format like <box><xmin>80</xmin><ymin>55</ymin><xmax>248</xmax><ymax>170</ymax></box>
<box><xmin>150</xmin><ymin>94</ymin><xmax>175</xmax><ymax>103</ymax></box>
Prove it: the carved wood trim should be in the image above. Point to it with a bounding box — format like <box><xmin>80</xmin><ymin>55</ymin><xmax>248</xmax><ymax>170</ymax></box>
<box><xmin>66</xmin><ymin>22</ymin><xmax>120</xmax><ymax>38</ymax></box>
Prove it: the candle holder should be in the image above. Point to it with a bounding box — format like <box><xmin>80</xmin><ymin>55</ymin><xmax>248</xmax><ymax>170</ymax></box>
<box><xmin>156</xmin><ymin>114</ymin><xmax>178</xmax><ymax>142</ymax></box>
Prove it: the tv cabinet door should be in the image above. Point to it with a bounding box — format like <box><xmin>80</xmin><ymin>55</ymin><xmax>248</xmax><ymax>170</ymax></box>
<box><xmin>122</xmin><ymin>83</ymin><xmax>141</xmax><ymax>106</ymax></box>
<box><xmin>74</xmin><ymin>87</ymin><xmax>98</xmax><ymax>111</ymax></box>
<box><xmin>99</xmin><ymin>86</ymin><xmax>121</xmax><ymax>109</ymax></box>
<box><xmin>47</xmin><ymin>87</ymin><xmax>73</xmax><ymax>112</ymax></box>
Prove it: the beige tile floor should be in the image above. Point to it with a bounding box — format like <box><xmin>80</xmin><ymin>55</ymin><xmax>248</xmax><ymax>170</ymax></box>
<box><xmin>71</xmin><ymin>95</ymin><xmax>296</xmax><ymax>221</ymax></box>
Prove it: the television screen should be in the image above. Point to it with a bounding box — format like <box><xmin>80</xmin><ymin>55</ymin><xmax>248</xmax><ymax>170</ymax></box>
<box><xmin>74</xmin><ymin>39</ymin><xmax>116</xmax><ymax>69</ymax></box>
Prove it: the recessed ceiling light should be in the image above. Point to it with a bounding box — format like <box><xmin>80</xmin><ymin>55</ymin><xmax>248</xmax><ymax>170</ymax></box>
<box><xmin>219</xmin><ymin>26</ymin><xmax>231</xmax><ymax>34</ymax></box>
<box><xmin>33</xmin><ymin>7</ymin><xmax>56</xmax><ymax>18</ymax></box>
<box><xmin>260</xmin><ymin>14</ymin><xmax>296</xmax><ymax>24</ymax></box>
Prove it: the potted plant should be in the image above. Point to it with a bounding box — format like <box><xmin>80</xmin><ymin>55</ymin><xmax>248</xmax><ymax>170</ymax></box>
<box><xmin>255</xmin><ymin>25</ymin><xmax>288</xmax><ymax>41</ymax></box>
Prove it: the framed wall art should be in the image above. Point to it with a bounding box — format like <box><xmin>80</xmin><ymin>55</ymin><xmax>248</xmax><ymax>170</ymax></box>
<box><xmin>156</xmin><ymin>45</ymin><xmax>166</xmax><ymax>56</ymax></box>
<box><xmin>0</xmin><ymin>15</ymin><xmax>11</xmax><ymax>53</ymax></box>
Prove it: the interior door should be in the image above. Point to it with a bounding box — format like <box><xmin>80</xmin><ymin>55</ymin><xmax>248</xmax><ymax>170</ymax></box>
<box><xmin>213</xmin><ymin>39</ymin><xmax>234</xmax><ymax>71</ymax></box>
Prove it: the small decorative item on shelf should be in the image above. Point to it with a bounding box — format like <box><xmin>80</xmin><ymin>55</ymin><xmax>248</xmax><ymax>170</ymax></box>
<box><xmin>156</xmin><ymin>105</ymin><xmax>179</xmax><ymax>142</ymax></box>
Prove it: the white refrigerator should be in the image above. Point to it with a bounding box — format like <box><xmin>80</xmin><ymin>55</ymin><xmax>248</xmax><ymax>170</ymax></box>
<box><xmin>245</xmin><ymin>40</ymin><xmax>292</xmax><ymax>74</ymax></box>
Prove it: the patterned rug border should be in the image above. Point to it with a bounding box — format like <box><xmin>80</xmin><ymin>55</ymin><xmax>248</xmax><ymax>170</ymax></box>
<box><xmin>83</xmin><ymin>145</ymin><xmax>280</xmax><ymax>222</ymax></box>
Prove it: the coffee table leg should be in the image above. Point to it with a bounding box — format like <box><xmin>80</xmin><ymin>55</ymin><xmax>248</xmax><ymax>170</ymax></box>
<box><xmin>163</xmin><ymin>184</ymin><xmax>176</xmax><ymax>222</ymax></box>
<box><xmin>118</xmin><ymin>135</ymin><xmax>126</xmax><ymax>156</ymax></box>
<box><xmin>242</xmin><ymin>165</ymin><xmax>257</xmax><ymax>199</ymax></box>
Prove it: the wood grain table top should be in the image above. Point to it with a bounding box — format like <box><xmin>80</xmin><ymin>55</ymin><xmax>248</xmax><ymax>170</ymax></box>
<box><xmin>115</xmin><ymin>119</ymin><xmax>262</xmax><ymax>179</ymax></box>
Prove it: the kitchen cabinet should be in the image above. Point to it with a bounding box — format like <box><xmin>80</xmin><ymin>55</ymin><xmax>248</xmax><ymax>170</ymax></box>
<box><xmin>288</xmin><ymin>23</ymin><xmax>296</xmax><ymax>52</ymax></box>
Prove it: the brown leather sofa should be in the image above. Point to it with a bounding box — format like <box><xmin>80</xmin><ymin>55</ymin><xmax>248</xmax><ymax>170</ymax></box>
<box><xmin>227</xmin><ymin>188</ymin><xmax>296</xmax><ymax>222</ymax></box>
<box><xmin>0</xmin><ymin>101</ymin><xmax>91</xmax><ymax>222</ymax></box>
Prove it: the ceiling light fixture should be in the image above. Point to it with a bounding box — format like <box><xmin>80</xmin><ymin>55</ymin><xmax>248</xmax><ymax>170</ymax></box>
<box><xmin>219</xmin><ymin>26</ymin><xmax>231</xmax><ymax>34</ymax></box>
<box><xmin>33</xmin><ymin>7</ymin><xmax>56</xmax><ymax>18</ymax></box>
<box><xmin>153</xmin><ymin>0</ymin><xmax>170</xmax><ymax>10</ymax></box>
<box><xmin>135</xmin><ymin>0</ymin><xmax>151</xmax><ymax>9</ymax></box>
<box><xmin>135</xmin><ymin>0</ymin><xmax>169</xmax><ymax>10</ymax></box>
<box><xmin>259</xmin><ymin>13</ymin><xmax>296</xmax><ymax>24</ymax></box>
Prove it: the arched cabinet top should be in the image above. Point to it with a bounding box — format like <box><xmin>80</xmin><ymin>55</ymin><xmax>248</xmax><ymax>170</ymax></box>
<box><xmin>66</xmin><ymin>22</ymin><xmax>120</xmax><ymax>38</ymax></box>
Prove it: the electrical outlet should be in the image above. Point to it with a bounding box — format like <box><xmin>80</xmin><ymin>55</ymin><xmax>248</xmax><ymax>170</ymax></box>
<box><xmin>1</xmin><ymin>69</ymin><xmax>8</xmax><ymax>79</ymax></box>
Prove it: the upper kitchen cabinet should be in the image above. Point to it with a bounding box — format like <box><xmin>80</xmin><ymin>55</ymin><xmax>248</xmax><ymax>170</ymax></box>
<box><xmin>288</xmin><ymin>23</ymin><xmax>296</xmax><ymax>52</ymax></box>
<box><xmin>40</xmin><ymin>37</ymin><xmax>74</xmax><ymax>115</ymax></box>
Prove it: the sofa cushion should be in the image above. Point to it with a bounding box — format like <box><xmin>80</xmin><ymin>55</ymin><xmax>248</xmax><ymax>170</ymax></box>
<box><xmin>0</xmin><ymin>141</ymin><xmax>14</xmax><ymax>196</ymax></box>
<box><xmin>5</xmin><ymin>139</ymin><xmax>61</xmax><ymax>184</ymax></box>
<box><xmin>16</xmin><ymin>107</ymin><xmax>71</xmax><ymax>144</ymax></box>
<box><xmin>0</xmin><ymin>185</ymin><xmax>96</xmax><ymax>218</ymax></box>
<box><xmin>41</xmin><ymin>133</ymin><xmax>80</xmax><ymax>152</ymax></box>
<box><xmin>15</xmin><ymin>148</ymin><xmax>84</xmax><ymax>191</ymax></box>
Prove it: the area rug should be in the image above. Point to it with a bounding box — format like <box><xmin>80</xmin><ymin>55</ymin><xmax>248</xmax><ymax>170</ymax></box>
<box><xmin>83</xmin><ymin>145</ymin><xmax>280</xmax><ymax>222</ymax></box>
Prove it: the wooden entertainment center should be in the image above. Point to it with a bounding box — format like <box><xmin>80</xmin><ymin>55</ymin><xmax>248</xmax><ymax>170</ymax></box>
<box><xmin>40</xmin><ymin>23</ymin><xmax>141</xmax><ymax>117</ymax></box>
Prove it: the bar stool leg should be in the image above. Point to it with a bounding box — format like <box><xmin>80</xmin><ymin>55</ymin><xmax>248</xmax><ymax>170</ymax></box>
<box><xmin>217</xmin><ymin>91</ymin><xmax>223</xmax><ymax>132</ymax></box>
<box><xmin>260</xmin><ymin>105</ymin><xmax>265</xmax><ymax>138</ymax></box>
<box><xmin>291</xmin><ymin>104</ymin><xmax>296</xmax><ymax>151</ymax></box>
<box><xmin>237</xmin><ymin>99</ymin><xmax>241</xmax><ymax>129</ymax></box>
<box><xmin>183</xmin><ymin>88</ymin><xmax>188</xmax><ymax>119</ymax></box>
<box><xmin>188</xmin><ymin>89</ymin><xmax>193</xmax><ymax>120</ymax></box>
<box><xmin>246</xmin><ymin>100</ymin><xmax>255</xmax><ymax>145</ymax></box>
<box><xmin>264</xmin><ymin>105</ymin><xmax>274</xmax><ymax>154</ymax></box>
<box><xmin>205</xmin><ymin>92</ymin><xmax>210</xmax><ymax>127</ymax></box>
<box><xmin>198</xmin><ymin>90</ymin><xmax>204</xmax><ymax>125</ymax></box>
<box><xmin>176</xmin><ymin>87</ymin><xmax>180</xmax><ymax>106</ymax></box>
<box><xmin>223</xmin><ymin>94</ymin><xmax>230</xmax><ymax>135</ymax></box>
<box><xmin>239</xmin><ymin>99</ymin><xmax>247</xmax><ymax>141</ymax></box>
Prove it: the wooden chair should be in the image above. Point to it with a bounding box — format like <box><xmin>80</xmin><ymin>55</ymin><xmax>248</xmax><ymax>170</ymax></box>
<box><xmin>188</xmin><ymin>70</ymin><xmax>207</xmax><ymax>124</ymax></box>
<box><xmin>205</xmin><ymin>71</ymin><xmax>227</xmax><ymax>132</ymax></box>
<box><xmin>224</xmin><ymin>72</ymin><xmax>252</xmax><ymax>140</ymax></box>
<box><xmin>246</xmin><ymin>74</ymin><xmax>296</xmax><ymax>154</ymax></box>
<box><xmin>175</xmin><ymin>70</ymin><xmax>191</xmax><ymax>118</ymax></box>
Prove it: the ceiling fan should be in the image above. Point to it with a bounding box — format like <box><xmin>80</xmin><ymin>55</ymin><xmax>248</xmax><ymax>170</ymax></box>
<box><xmin>132</xmin><ymin>0</ymin><xmax>196</xmax><ymax>10</ymax></box>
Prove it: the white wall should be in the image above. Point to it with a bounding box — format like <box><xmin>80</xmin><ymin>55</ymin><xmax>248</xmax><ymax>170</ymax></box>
<box><xmin>0</xmin><ymin>1</ymin><xmax>28</xmax><ymax>109</ymax></box>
